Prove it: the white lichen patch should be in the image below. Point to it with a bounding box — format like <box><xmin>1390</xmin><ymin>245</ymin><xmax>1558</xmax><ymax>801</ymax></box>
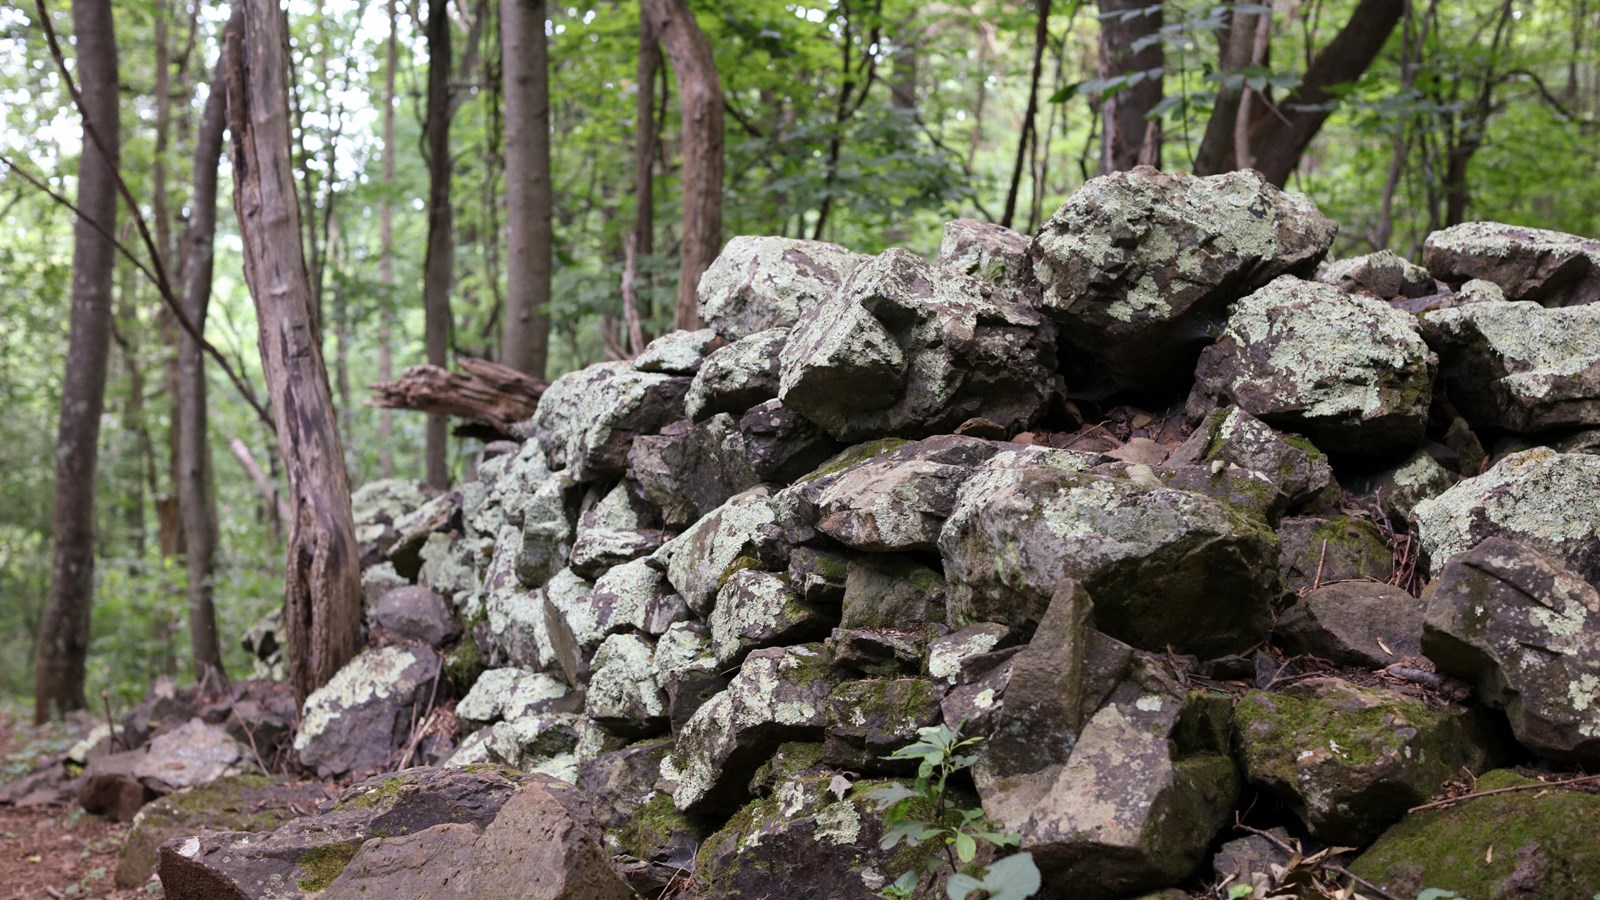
<box><xmin>456</xmin><ymin>668</ymin><xmax>569</xmax><ymax>724</ymax></box>
<box><xmin>294</xmin><ymin>646</ymin><xmax>428</xmax><ymax>749</ymax></box>
<box><xmin>1416</xmin><ymin>448</ymin><xmax>1600</xmax><ymax>574</ymax></box>
<box><xmin>813</xmin><ymin>797</ymin><xmax>864</xmax><ymax>846</ymax></box>
<box><xmin>927</xmin><ymin>630</ymin><xmax>1003</xmax><ymax>684</ymax></box>
<box><xmin>586</xmin><ymin>634</ymin><xmax>666</xmax><ymax>721</ymax></box>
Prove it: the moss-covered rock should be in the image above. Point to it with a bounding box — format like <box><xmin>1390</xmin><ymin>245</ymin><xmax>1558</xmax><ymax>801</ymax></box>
<box><xmin>1276</xmin><ymin>514</ymin><xmax>1393</xmax><ymax>594</ymax></box>
<box><xmin>822</xmin><ymin>678</ymin><xmax>943</xmax><ymax>771</ymax></box>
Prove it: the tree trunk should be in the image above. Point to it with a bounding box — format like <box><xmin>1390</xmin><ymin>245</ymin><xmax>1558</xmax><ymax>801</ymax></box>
<box><xmin>1192</xmin><ymin>7</ymin><xmax>1263</xmax><ymax>175</ymax></box>
<box><xmin>1246</xmin><ymin>0</ymin><xmax>1406</xmax><ymax>186</ymax></box>
<box><xmin>1002</xmin><ymin>0</ymin><xmax>1050</xmax><ymax>228</ymax></box>
<box><xmin>622</xmin><ymin>7</ymin><xmax>660</xmax><ymax>356</ymax></box>
<box><xmin>500</xmin><ymin>0</ymin><xmax>552</xmax><ymax>378</ymax></box>
<box><xmin>176</xmin><ymin>29</ymin><xmax>235</xmax><ymax>689</ymax></box>
<box><xmin>34</xmin><ymin>0</ymin><xmax>120</xmax><ymax>724</ymax></box>
<box><xmin>377</xmin><ymin>0</ymin><xmax>397</xmax><ymax>478</ymax></box>
<box><xmin>227</xmin><ymin>0</ymin><xmax>363</xmax><ymax>704</ymax></box>
<box><xmin>641</xmin><ymin>0</ymin><xmax>723</xmax><ymax>330</ymax></box>
<box><xmin>423</xmin><ymin>0</ymin><xmax>454</xmax><ymax>488</ymax></box>
<box><xmin>1096</xmin><ymin>0</ymin><xmax>1163</xmax><ymax>172</ymax></box>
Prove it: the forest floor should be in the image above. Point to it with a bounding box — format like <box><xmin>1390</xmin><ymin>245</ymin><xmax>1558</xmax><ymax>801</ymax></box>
<box><xmin>0</xmin><ymin>707</ymin><xmax>147</xmax><ymax>899</ymax></box>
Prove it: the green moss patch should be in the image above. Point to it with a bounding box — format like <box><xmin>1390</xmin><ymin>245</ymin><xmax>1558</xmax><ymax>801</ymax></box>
<box><xmin>296</xmin><ymin>840</ymin><xmax>362</xmax><ymax>892</ymax></box>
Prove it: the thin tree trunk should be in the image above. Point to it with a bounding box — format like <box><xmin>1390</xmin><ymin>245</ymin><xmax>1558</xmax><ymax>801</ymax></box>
<box><xmin>500</xmin><ymin>0</ymin><xmax>552</xmax><ymax>377</ymax></box>
<box><xmin>423</xmin><ymin>0</ymin><xmax>454</xmax><ymax>488</ymax></box>
<box><xmin>1193</xmin><ymin>7</ymin><xmax>1261</xmax><ymax>175</ymax></box>
<box><xmin>622</xmin><ymin>7</ymin><xmax>660</xmax><ymax>356</ymax></box>
<box><xmin>1096</xmin><ymin>0</ymin><xmax>1163</xmax><ymax>172</ymax></box>
<box><xmin>176</xmin><ymin>29</ymin><xmax>236</xmax><ymax>688</ymax></box>
<box><xmin>377</xmin><ymin>0</ymin><xmax>397</xmax><ymax>478</ymax></box>
<box><xmin>641</xmin><ymin>0</ymin><xmax>723</xmax><ymax>330</ymax></box>
<box><xmin>227</xmin><ymin>0</ymin><xmax>363</xmax><ymax>703</ymax></box>
<box><xmin>1246</xmin><ymin>0</ymin><xmax>1406</xmax><ymax>186</ymax></box>
<box><xmin>34</xmin><ymin>0</ymin><xmax>120</xmax><ymax>724</ymax></box>
<box><xmin>1002</xmin><ymin>0</ymin><xmax>1050</xmax><ymax>228</ymax></box>
<box><xmin>228</xmin><ymin>437</ymin><xmax>290</xmax><ymax>534</ymax></box>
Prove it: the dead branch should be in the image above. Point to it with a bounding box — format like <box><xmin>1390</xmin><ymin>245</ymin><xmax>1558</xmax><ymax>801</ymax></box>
<box><xmin>368</xmin><ymin>357</ymin><xmax>547</xmax><ymax>436</ymax></box>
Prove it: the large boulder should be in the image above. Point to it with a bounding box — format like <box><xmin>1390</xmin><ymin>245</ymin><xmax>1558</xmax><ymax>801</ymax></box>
<box><xmin>293</xmin><ymin>645</ymin><xmax>442</xmax><ymax>778</ymax></box>
<box><xmin>1422</xmin><ymin>299</ymin><xmax>1600</xmax><ymax>432</ymax></box>
<box><xmin>1032</xmin><ymin>166</ymin><xmax>1336</xmax><ymax>390</ymax></box>
<box><xmin>1421</xmin><ymin>538</ymin><xmax>1600</xmax><ymax>765</ymax></box>
<box><xmin>1233</xmin><ymin>677</ymin><xmax>1496</xmax><ymax>844</ymax></box>
<box><xmin>1274</xmin><ymin>582</ymin><xmax>1425</xmax><ymax>668</ymax></box>
<box><xmin>373</xmin><ymin>586</ymin><xmax>461</xmax><ymax>647</ymax></box>
<box><xmin>628</xmin><ymin>414</ymin><xmax>761</xmax><ymax>529</ymax></box>
<box><xmin>530</xmin><ymin>361</ymin><xmax>689</xmax><ymax>483</ymax></box>
<box><xmin>685</xmin><ymin>328</ymin><xmax>788</xmax><ymax>420</ymax></box>
<box><xmin>698</xmin><ymin>235</ymin><xmax>870</xmax><ymax>340</ymax></box>
<box><xmin>132</xmin><ymin>719</ymin><xmax>248</xmax><ymax>794</ymax></box>
<box><xmin>779</xmin><ymin>248</ymin><xmax>1059</xmax><ymax>442</ymax></box>
<box><xmin>1414</xmin><ymin>447</ymin><xmax>1600</xmax><ymax>582</ymax></box>
<box><xmin>1192</xmin><ymin>276</ymin><xmax>1436</xmax><ymax>456</ymax></box>
<box><xmin>1422</xmin><ymin>221</ymin><xmax>1600</xmax><ymax>306</ymax></box>
<box><xmin>939</xmin><ymin>452</ymin><xmax>1280</xmax><ymax>656</ymax></box>
<box><xmin>803</xmin><ymin>435</ymin><xmax>999</xmax><ymax>552</ymax></box>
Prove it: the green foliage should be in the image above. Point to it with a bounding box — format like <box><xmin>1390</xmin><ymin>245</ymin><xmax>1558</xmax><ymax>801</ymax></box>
<box><xmin>866</xmin><ymin>723</ymin><xmax>1040</xmax><ymax>900</ymax></box>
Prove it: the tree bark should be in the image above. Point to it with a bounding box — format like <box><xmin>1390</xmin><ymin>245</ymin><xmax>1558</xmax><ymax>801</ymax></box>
<box><xmin>1192</xmin><ymin>7</ymin><xmax>1263</xmax><ymax>176</ymax></box>
<box><xmin>176</xmin><ymin>24</ymin><xmax>238</xmax><ymax>688</ymax></box>
<box><xmin>34</xmin><ymin>0</ymin><xmax>120</xmax><ymax>724</ymax></box>
<box><xmin>227</xmin><ymin>0</ymin><xmax>363</xmax><ymax>704</ymax></box>
<box><xmin>1246</xmin><ymin>0</ymin><xmax>1406</xmax><ymax>186</ymax></box>
<box><xmin>622</xmin><ymin>7</ymin><xmax>660</xmax><ymax>356</ymax></box>
<box><xmin>369</xmin><ymin>357</ymin><xmax>548</xmax><ymax>435</ymax></box>
<box><xmin>500</xmin><ymin>0</ymin><xmax>552</xmax><ymax>378</ymax></box>
<box><xmin>1003</xmin><ymin>0</ymin><xmax>1050</xmax><ymax>228</ymax></box>
<box><xmin>423</xmin><ymin>0</ymin><xmax>454</xmax><ymax>488</ymax></box>
<box><xmin>377</xmin><ymin>0</ymin><xmax>397</xmax><ymax>478</ymax></box>
<box><xmin>641</xmin><ymin>0</ymin><xmax>723</xmax><ymax>330</ymax></box>
<box><xmin>1096</xmin><ymin>0</ymin><xmax>1163</xmax><ymax>172</ymax></box>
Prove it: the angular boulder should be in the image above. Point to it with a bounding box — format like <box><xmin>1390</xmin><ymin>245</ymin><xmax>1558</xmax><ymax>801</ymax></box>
<box><xmin>293</xmin><ymin>645</ymin><xmax>442</xmax><ymax>778</ymax></box>
<box><xmin>1423</xmin><ymin>300</ymin><xmax>1600</xmax><ymax>432</ymax></box>
<box><xmin>633</xmin><ymin>327</ymin><xmax>719</xmax><ymax>375</ymax></box>
<box><xmin>660</xmin><ymin>488</ymin><xmax>781</xmax><ymax>616</ymax></box>
<box><xmin>1033</xmin><ymin>166</ymin><xmax>1336</xmax><ymax>390</ymax></box>
<box><xmin>1193</xmin><ymin>276</ymin><xmax>1436</xmax><ymax>456</ymax></box>
<box><xmin>804</xmin><ymin>435</ymin><xmax>999</xmax><ymax>552</ymax></box>
<box><xmin>709</xmin><ymin>568</ymin><xmax>830</xmax><ymax>667</ymax></box>
<box><xmin>1277</xmin><ymin>515</ymin><xmax>1393</xmax><ymax>593</ymax></box>
<box><xmin>628</xmin><ymin>415</ymin><xmax>761</xmax><ymax>528</ymax></box>
<box><xmin>1422</xmin><ymin>221</ymin><xmax>1600</xmax><ymax>305</ymax></box>
<box><xmin>1274</xmin><ymin>582</ymin><xmax>1425</xmax><ymax>668</ymax></box>
<box><xmin>698</xmin><ymin>235</ymin><xmax>870</xmax><ymax>341</ymax></box>
<box><xmin>1167</xmin><ymin>406</ymin><xmax>1332</xmax><ymax>507</ymax></box>
<box><xmin>585</xmin><ymin>633</ymin><xmax>668</xmax><ymax>737</ymax></box>
<box><xmin>530</xmin><ymin>361</ymin><xmax>689</xmax><ymax>483</ymax></box>
<box><xmin>685</xmin><ymin>328</ymin><xmax>787</xmax><ymax>421</ymax></box>
<box><xmin>374</xmin><ymin>586</ymin><xmax>461</xmax><ymax>647</ymax></box>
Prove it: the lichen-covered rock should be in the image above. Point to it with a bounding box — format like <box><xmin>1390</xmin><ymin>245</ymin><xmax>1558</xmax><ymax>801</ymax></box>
<box><xmin>695</xmin><ymin>772</ymin><xmax>907</xmax><ymax>900</ymax></box>
<box><xmin>1422</xmin><ymin>221</ymin><xmax>1600</xmax><ymax>305</ymax></box>
<box><xmin>579</xmin><ymin>738</ymin><xmax>698</xmax><ymax>869</ymax></box>
<box><xmin>1422</xmin><ymin>300</ymin><xmax>1600</xmax><ymax>432</ymax></box>
<box><xmin>1192</xmin><ymin>276</ymin><xmax>1436</xmax><ymax>456</ymax></box>
<box><xmin>567</xmin><ymin>482</ymin><xmax>665</xmax><ymax>577</ymax></box>
<box><xmin>940</xmin><ymin>454</ymin><xmax>1279</xmax><ymax>656</ymax></box>
<box><xmin>1350</xmin><ymin>769</ymin><xmax>1600</xmax><ymax>898</ymax></box>
<box><xmin>132</xmin><ymin>719</ymin><xmax>247</xmax><ymax>794</ymax></box>
<box><xmin>937</xmin><ymin>218</ymin><xmax>1038</xmax><ymax>300</ymax></box>
<box><xmin>516</xmin><ymin>469</ymin><xmax>579</xmax><ymax>588</ymax></box>
<box><xmin>585</xmin><ymin>634</ymin><xmax>668</xmax><ymax>736</ymax></box>
<box><xmin>779</xmin><ymin>248</ymin><xmax>1059</xmax><ymax>442</ymax></box>
<box><xmin>1362</xmin><ymin>449</ymin><xmax>1457</xmax><ymax>524</ymax></box>
<box><xmin>803</xmin><ymin>435</ymin><xmax>999</xmax><ymax>552</ymax></box>
<box><xmin>1033</xmin><ymin>166</ymin><xmax>1336</xmax><ymax>390</ymax></box>
<box><xmin>686</xmin><ymin>328</ymin><xmax>787</xmax><ymax>420</ymax></box>
<box><xmin>825</xmin><ymin>628</ymin><xmax>926</xmax><ymax>677</ymax></box>
<box><xmin>926</xmin><ymin>623</ymin><xmax>1015</xmax><ymax>687</ymax></box>
<box><xmin>587</xmin><ymin>557</ymin><xmax>668</xmax><ymax>640</ymax></box>
<box><xmin>670</xmin><ymin>644</ymin><xmax>841</xmax><ymax>814</ymax></box>
<box><xmin>628</xmin><ymin>415</ymin><xmax>761</xmax><ymax>528</ymax></box>
<box><xmin>483</xmin><ymin>528</ymin><xmax>552</xmax><ymax>669</ymax></box>
<box><xmin>1422</xmin><ymin>538</ymin><xmax>1600</xmax><ymax>765</ymax></box>
<box><xmin>821</xmin><ymin>678</ymin><xmax>943</xmax><ymax>771</ymax></box>
<box><xmin>455</xmin><ymin>668</ymin><xmax>572</xmax><ymax>726</ymax></box>
<box><xmin>839</xmin><ymin>554</ymin><xmax>947</xmax><ymax>631</ymax></box>
<box><xmin>294</xmin><ymin>645</ymin><xmax>441</xmax><ymax>778</ymax></box>
<box><xmin>352</xmin><ymin>479</ymin><xmax>436</xmax><ymax>566</ymax></box>
<box><xmin>447</xmin><ymin>713</ymin><xmax>582</xmax><ymax>777</ymax></box>
<box><xmin>737</xmin><ymin>399</ymin><xmax>843</xmax><ymax>484</ymax></box>
<box><xmin>374</xmin><ymin>586</ymin><xmax>461</xmax><ymax>647</ymax></box>
<box><xmin>634</xmin><ymin>327</ymin><xmax>719</xmax><ymax>375</ymax></box>
<box><xmin>977</xmin><ymin>657</ymin><xmax>1238</xmax><ymax>899</ymax></box>
<box><xmin>710</xmin><ymin>568</ymin><xmax>830</xmax><ymax>667</ymax></box>
<box><xmin>655</xmin><ymin>622</ymin><xmax>727</xmax><ymax>733</ymax></box>
<box><xmin>1276</xmin><ymin>515</ymin><xmax>1393</xmax><ymax>593</ymax></box>
<box><xmin>660</xmin><ymin>488</ymin><xmax>781</xmax><ymax>616</ymax></box>
<box><xmin>1233</xmin><ymin>678</ymin><xmax>1495</xmax><ymax>844</ymax></box>
<box><xmin>539</xmin><ymin>567</ymin><xmax>600</xmax><ymax>686</ymax></box>
<box><xmin>530</xmin><ymin>361</ymin><xmax>689</xmax><ymax>483</ymax></box>
<box><xmin>1274</xmin><ymin>582</ymin><xmax>1424</xmax><ymax>668</ymax></box>
<box><xmin>1414</xmin><ymin>447</ymin><xmax>1600</xmax><ymax>581</ymax></box>
<box><xmin>1167</xmin><ymin>407</ymin><xmax>1331</xmax><ymax>507</ymax></box>
<box><xmin>699</xmin><ymin>235</ymin><xmax>870</xmax><ymax>341</ymax></box>
<box><xmin>156</xmin><ymin>766</ymin><xmax>527</xmax><ymax>898</ymax></box>
<box><xmin>117</xmin><ymin>775</ymin><xmax>326</xmax><ymax>888</ymax></box>
<box><xmin>1317</xmin><ymin>249</ymin><xmax>1434</xmax><ymax>299</ymax></box>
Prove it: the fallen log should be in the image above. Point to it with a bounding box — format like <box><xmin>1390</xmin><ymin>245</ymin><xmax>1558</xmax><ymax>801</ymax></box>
<box><xmin>368</xmin><ymin>357</ymin><xmax>548</xmax><ymax>437</ymax></box>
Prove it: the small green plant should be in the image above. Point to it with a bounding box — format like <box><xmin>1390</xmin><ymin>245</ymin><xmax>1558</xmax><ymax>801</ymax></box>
<box><xmin>865</xmin><ymin>723</ymin><xmax>1041</xmax><ymax>900</ymax></box>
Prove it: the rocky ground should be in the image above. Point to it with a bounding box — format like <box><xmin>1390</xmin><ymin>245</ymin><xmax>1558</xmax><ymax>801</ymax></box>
<box><xmin>8</xmin><ymin>166</ymin><xmax>1600</xmax><ymax>898</ymax></box>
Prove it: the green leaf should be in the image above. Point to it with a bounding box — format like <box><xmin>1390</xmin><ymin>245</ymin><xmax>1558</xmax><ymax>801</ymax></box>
<box><xmin>1227</xmin><ymin>886</ymin><xmax>1255</xmax><ymax>899</ymax></box>
<box><xmin>955</xmin><ymin>832</ymin><xmax>977</xmax><ymax>863</ymax></box>
<box><xmin>1417</xmin><ymin>891</ymin><xmax>1462</xmax><ymax>900</ymax></box>
<box><xmin>976</xmin><ymin>853</ymin><xmax>1043</xmax><ymax>900</ymax></box>
<box><xmin>945</xmin><ymin>873</ymin><xmax>985</xmax><ymax>900</ymax></box>
<box><xmin>865</xmin><ymin>784</ymin><xmax>919</xmax><ymax>809</ymax></box>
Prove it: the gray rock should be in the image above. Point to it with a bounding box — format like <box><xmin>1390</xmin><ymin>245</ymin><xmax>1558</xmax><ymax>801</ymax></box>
<box><xmin>1276</xmin><ymin>515</ymin><xmax>1394</xmax><ymax>594</ymax></box>
<box><xmin>1361</xmin><ymin>449</ymin><xmax>1457</xmax><ymax>524</ymax></box>
<box><xmin>738</xmin><ymin>399</ymin><xmax>843</xmax><ymax>484</ymax></box>
<box><xmin>926</xmin><ymin>623</ymin><xmax>1015</xmax><ymax>687</ymax></box>
<box><xmin>685</xmin><ymin>328</ymin><xmax>787</xmax><ymax>420</ymax></box>
<box><xmin>1318</xmin><ymin>249</ymin><xmax>1435</xmax><ymax>299</ymax></box>
<box><xmin>710</xmin><ymin>568</ymin><xmax>830</xmax><ymax>668</ymax></box>
<box><xmin>977</xmin><ymin>656</ymin><xmax>1237</xmax><ymax>899</ymax></box>
<box><xmin>483</xmin><ymin>528</ymin><xmax>552</xmax><ymax>669</ymax></box>
<box><xmin>293</xmin><ymin>645</ymin><xmax>442</xmax><ymax>778</ymax></box>
<box><xmin>1033</xmin><ymin>166</ymin><xmax>1336</xmax><ymax>390</ymax></box>
<box><xmin>839</xmin><ymin>554</ymin><xmax>947</xmax><ymax>631</ymax></box>
<box><xmin>1422</xmin><ymin>538</ymin><xmax>1600</xmax><ymax>764</ymax></box>
<box><xmin>698</xmin><ymin>235</ymin><xmax>870</xmax><ymax>340</ymax></box>
<box><xmin>375</xmin><ymin>586</ymin><xmax>461</xmax><ymax>647</ymax></box>
<box><xmin>587</xmin><ymin>557</ymin><xmax>667</xmax><ymax>640</ymax></box>
<box><xmin>1168</xmin><ymin>407</ymin><xmax>1332</xmax><ymax>507</ymax></box>
<box><xmin>779</xmin><ymin>248</ymin><xmax>1059</xmax><ymax>442</ymax></box>
<box><xmin>133</xmin><ymin>719</ymin><xmax>247</xmax><ymax>794</ymax></box>
<box><xmin>516</xmin><ymin>469</ymin><xmax>579</xmax><ymax>588</ymax></box>
<box><xmin>539</xmin><ymin>567</ymin><xmax>600</xmax><ymax>686</ymax></box>
<box><xmin>633</xmin><ymin>328</ymin><xmax>720</xmax><ymax>375</ymax></box>
<box><xmin>1422</xmin><ymin>221</ymin><xmax>1600</xmax><ymax>305</ymax></box>
<box><xmin>530</xmin><ymin>361</ymin><xmax>689</xmax><ymax>483</ymax></box>
<box><xmin>660</xmin><ymin>488</ymin><xmax>781</xmax><ymax>616</ymax></box>
<box><xmin>585</xmin><ymin>634</ymin><xmax>668</xmax><ymax>736</ymax></box>
<box><xmin>628</xmin><ymin>414</ymin><xmax>761</xmax><ymax>529</ymax></box>
<box><xmin>352</xmin><ymin>479</ymin><xmax>436</xmax><ymax>566</ymax></box>
<box><xmin>1414</xmin><ymin>447</ymin><xmax>1600</xmax><ymax>581</ymax></box>
<box><xmin>1275</xmin><ymin>582</ymin><xmax>1424</xmax><ymax>668</ymax></box>
<box><xmin>1423</xmin><ymin>300</ymin><xmax>1600</xmax><ymax>433</ymax></box>
<box><xmin>1233</xmin><ymin>677</ymin><xmax>1496</xmax><ymax>844</ymax></box>
<box><xmin>939</xmin><ymin>453</ymin><xmax>1280</xmax><ymax>656</ymax></box>
<box><xmin>821</xmin><ymin>678</ymin><xmax>943</xmax><ymax>772</ymax></box>
<box><xmin>654</xmin><ymin>622</ymin><xmax>726</xmax><ymax>733</ymax></box>
<box><xmin>1193</xmin><ymin>276</ymin><xmax>1436</xmax><ymax>456</ymax></box>
<box><xmin>669</xmin><ymin>644</ymin><xmax>841</xmax><ymax>814</ymax></box>
<box><xmin>447</xmin><ymin>713</ymin><xmax>582</xmax><ymax>778</ymax></box>
<box><xmin>455</xmin><ymin>668</ymin><xmax>571</xmax><ymax>726</ymax></box>
<box><xmin>80</xmin><ymin>750</ymin><xmax>154</xmax><ymax>822</ymax></box>
<box><xmin>937</xmin><ymin>218</ymin><xmax>1038</xmax><ymax>300</ymax></box>
<box><xmin>804</xmin><ymin>434</ymin><xmax>1000</xmax><ymax>552</ymax></box>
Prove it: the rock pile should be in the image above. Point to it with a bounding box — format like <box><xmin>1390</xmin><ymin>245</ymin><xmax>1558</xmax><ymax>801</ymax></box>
<box><xmin>148</xmin><ymin>167</ymin><xmax>1600</xmax><ymax>898</ymax></box>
